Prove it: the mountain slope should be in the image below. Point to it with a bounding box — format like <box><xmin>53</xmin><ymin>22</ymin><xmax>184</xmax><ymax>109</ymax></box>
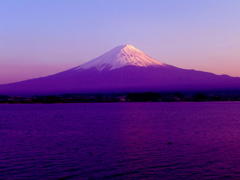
<box><xmin>0</xmin><ymin>44</ymin><xmax>240</xmax><ymax>95</ymax></box>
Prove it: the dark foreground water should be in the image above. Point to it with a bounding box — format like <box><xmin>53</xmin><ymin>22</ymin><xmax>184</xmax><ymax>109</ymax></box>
<box><xmin>1</xmin><ymin>102</ymin><xmax>240</xmax><ymax>180</ymax></box>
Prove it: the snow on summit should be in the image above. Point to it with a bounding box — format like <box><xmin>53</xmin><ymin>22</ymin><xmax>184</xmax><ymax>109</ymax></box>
<box><xmin>76</xmin><ymin>44</ymin><xmax>165</xmax><ymax>71</ymax></box>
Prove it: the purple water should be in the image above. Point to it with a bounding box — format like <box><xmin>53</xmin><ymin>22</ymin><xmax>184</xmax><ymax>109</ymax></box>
<box><xmin>1</xmin><ymin>102</ymin><xmax>240</xmax><ymax>179</ymax></box>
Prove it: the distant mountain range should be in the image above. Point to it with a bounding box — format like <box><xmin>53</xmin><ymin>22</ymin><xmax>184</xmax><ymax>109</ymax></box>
<box><xmin>1</xmin><ymin>44</ymin><xmax>240</xmax><ymax>95</ymax></box>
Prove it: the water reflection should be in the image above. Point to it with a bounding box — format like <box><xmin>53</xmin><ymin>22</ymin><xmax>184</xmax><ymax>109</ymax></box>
<box><xmin>1</xmin><ymin>102</ymin><xmax>240</xmax><ymax>179</ymax></box>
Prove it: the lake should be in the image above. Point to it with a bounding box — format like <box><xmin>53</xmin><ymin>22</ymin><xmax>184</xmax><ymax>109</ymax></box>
<box><xmin>1</xmin><ymin>102</ymin><xmax>240</xmax><ymax>179</ymax></box>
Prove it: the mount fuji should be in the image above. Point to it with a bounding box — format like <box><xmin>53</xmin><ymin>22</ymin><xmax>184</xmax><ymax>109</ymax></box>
<box><xmin>1</xmin><ymin>44</ymin><xmax>240</xmax><ymax>95</ymax></box>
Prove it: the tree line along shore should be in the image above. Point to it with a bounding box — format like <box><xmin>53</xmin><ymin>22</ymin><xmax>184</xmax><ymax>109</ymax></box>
<box><xmin>1</xmin><ymin>91</ymin><xmax>240</xmax><ymax>103</ymax></box>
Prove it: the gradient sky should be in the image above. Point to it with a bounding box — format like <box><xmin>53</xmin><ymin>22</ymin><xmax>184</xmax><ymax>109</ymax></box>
<box><xmin>0</xmin><ymin>0</ymin><xmax>240</xmax><ymax>84</ymax></box>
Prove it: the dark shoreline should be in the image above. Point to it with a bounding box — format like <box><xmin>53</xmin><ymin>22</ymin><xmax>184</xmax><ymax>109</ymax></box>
<box><xmin>1</xmin><ymin>91</ymin><xmax>240</xmax><ymax>104</ymax></box>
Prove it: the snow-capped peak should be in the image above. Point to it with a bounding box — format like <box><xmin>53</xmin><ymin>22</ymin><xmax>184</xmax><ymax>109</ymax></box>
<box><xmin>75</xmin><ymin>44</ymin><xmax>165</xmax><ymax>71</ymax></box>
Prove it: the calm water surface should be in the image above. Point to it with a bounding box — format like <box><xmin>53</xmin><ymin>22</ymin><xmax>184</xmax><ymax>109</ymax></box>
<box><xmin>1</xmin><ymin>102</ymin><xmax>240</xmax><ymax>179</ymax></box>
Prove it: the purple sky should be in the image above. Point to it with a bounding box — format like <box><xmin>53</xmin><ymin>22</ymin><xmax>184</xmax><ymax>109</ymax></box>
<box><xmin>0</xmin><ymin>0</ymin><xmax>240</xmax><ymax>84</ymax></box>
